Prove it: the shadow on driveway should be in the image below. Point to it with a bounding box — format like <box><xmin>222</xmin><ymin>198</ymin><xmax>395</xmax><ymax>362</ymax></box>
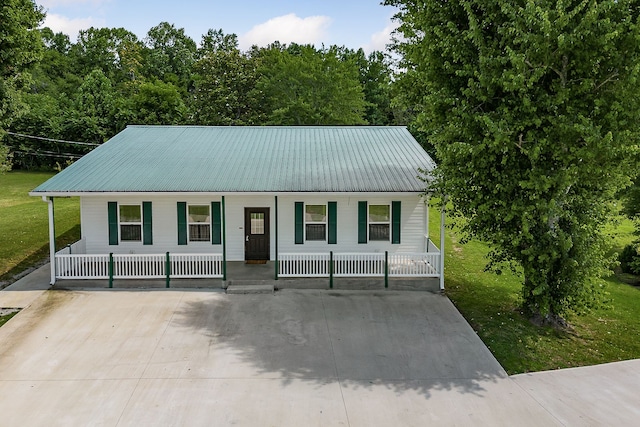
<box><xmin>168</xmin><ymin>290</ymin><xmax>507</xmax><ymax>399</ymax></box>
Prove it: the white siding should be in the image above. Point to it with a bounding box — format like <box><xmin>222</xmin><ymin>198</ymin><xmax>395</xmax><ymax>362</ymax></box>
<box><xmin>82</xmin><ymin>195</ymin><xmax>224</xmax><ymax>255</ymax></box>
<box><xmin>277</xmin><ymin>195</ymin><xmax>425</xmax><ymax>255</ymax></box>
<box><xmin>80</xmin><ymin>194</ymin><xmax>426</xmax><ymax>260</ymax></box>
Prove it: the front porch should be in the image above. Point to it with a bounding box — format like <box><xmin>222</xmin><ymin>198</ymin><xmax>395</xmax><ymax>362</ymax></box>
<box><xmin>52</xmin><ymin>238</ymin><xmax>444</xmax><ymax>291</ymax></box>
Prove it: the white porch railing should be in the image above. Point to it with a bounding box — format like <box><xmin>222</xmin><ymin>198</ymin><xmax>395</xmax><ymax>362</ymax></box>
<box><xmin>170</xmin><ymin>254</ymin><xmax>223</xmax><ymax>278</ymax></box>
<box><xmin>54</xmin><ymin>242</ymin><xmax>440</xmax><ymax>285</ymax></box>
<box><xmin>388</xmin><ymin>253</ymin><xmax>440</xmax><ymax>277</ymax></box>
<box><xmin>55</xmin><ymin>254</ymin><xmax>110</xmax><ymax>279</ymax></box>
<box><xmin>279</xmin><ymin>253</ymin><xmax>330</xmax><ymax>277</ymax></box>
<box><xmin>334</xmin><ymin>253</ymin><xmax>386</xmax><ymax>277</ymax></box>
<box><xmin>278</xmin><ymin>251</ymin><xmax>441</xmax><ymax>278</ymax></box>
<box><xmin>55</xmin><ymin>252</ymin><xmax>223</xmax><ymax>280</ymax></box>
<box><xmin>113</xmin><ymin>254</ymin><xmax>165</xmax><ymax>279</ymax></box>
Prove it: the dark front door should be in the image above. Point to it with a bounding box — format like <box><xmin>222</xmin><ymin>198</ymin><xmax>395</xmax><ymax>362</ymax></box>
<box><xmin>244</xmin><ymin>207</ymin><xmax>270</xmax><ymax>261</ymax></box>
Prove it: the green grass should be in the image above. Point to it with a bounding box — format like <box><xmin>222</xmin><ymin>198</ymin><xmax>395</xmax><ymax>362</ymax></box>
<box><xmin>434</xmin><ymin>204</ymin><xmax>640</xmax><ymax>374</ymax></box>
<box><xmin>0</xmin><ymin>311</ymin><xmax>19</xmax><ymax>328</ymax></box>
<box><xmin>0</xmin><ymin>171</ymin><xmax>80</xmax><ymax>283</ymax></box>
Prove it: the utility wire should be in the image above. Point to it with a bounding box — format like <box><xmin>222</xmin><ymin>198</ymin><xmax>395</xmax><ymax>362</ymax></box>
<box><xmin>12</xmin><ymin>150</ymin><xmax>80</xmax><ymax>159</ymax></box>
<box><xmin>19</xmin><ymin>148</ymin><xmax>82</xmax><ymax>157</ymax></box>
<box><xmin>4</xmin><ymin>131</ymin><xmax>100</xmax><ymax>147</ymax></box>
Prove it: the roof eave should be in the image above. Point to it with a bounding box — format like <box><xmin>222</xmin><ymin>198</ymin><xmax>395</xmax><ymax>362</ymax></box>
<box><xmin>29</xmin><ymin>190</ymin><xmax>427</xmax><ymax>198</ymax></box>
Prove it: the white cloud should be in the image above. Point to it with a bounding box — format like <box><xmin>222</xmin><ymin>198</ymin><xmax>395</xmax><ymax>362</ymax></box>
<box><xmin>364</xmin><ymin>19</ymin><xmax>399</xmax><ymax>54</ymax></box>
<box><xmin>239</xmin><ymin>13</ymin><xmax>332</xmax><ymax>49</ymax></box>
<box><xmin>42</xmin><ymin>13</ymin><xmax>105</xmax><ymax>40</ymax></box>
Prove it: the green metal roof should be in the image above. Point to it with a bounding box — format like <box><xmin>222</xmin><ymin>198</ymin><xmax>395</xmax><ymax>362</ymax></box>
<box><xmin>32</xmin><ymin>126</ymin><xmax>436</xmax><ymax>194</ymax></box>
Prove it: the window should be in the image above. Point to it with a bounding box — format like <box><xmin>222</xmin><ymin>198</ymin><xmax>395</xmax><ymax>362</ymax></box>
<box><xmin>119</xmin><ymin>205</ymin><xmax>142</xmax><ymax>241</ymax></box>
<box><xmin>295</xmin><ymin>201</ymin><xmax>336</xmax><ymax>244</ymax></box>
<box><xmin>250</xmin><ymin>212</ymin><xmax>265</xmax><ymax>234</ymax></box>
<box><xmin>305</xmin><ymin>204</ymin><xmax>326</xmax><ymax>241</ymax></box>
<box><xmin>368</xmin><ymin>204</ymin><xmax>390</xmax><ymax>241</ymax></box>
<box><xmin>188</xmin><ymin>205</ymin><xmax>211</xmax><ymax>242</ymax></box>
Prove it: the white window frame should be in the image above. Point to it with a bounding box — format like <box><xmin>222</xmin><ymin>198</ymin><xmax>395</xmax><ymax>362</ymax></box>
<box><xmin>188</xmin><ymin>204</ymin><xmax>211</xmax><ymax>242</ymax></box>
<box><xmin>368</xmin><ymin>204</ymin><xmax>391</xmax><ymax>242</ymax></box>
<box><xmin>119</xmin><ymin>204</ymin><xmax>142</xmax><ymax>242</ymax></box>
<box><xmin>305</xmin><ymin>204</ymin><xmax>327</xmax><ymax>241</ymax></box>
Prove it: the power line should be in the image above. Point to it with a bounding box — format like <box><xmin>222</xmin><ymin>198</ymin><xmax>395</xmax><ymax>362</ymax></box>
<box><xmin>12</xmin><ymin>150</ymin><xmax>80</xmax><ymax>159</ymax></box>
<box><xmin>20</xmin><ymin>148</ymin><xmax>82</xmax><ymax>157</ymax></box>
<box><xmin>4</xmin><ymin>131</ymin><xmax>100</xmax><ymax>147</ymax></box>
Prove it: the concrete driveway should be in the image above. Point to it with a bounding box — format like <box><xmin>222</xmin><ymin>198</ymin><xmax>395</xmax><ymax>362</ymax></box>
<box><xmin>0</xmin><ymin>267</ymin><xmax>638</xmax><ymax>426</ymax></box>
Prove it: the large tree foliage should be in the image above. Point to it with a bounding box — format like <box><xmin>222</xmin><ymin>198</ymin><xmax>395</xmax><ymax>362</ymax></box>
<box><xmin>6</xmin><ymin>20</ymin><xmax>398</xmax><ymax>169</ymax></box>
<box><xmin>63</xmin><ymin>69</ymin><xmax>117</xmax><ymax>144</ymax></box>
<box><xmin>0</xmin><ymin>0</ymin><xmax>45</xmax><ymax>171</ymax></box>
<box><xmin>255</xmin><ymin>43</ymin><xmax>367</xmax><ymax>125</ymax></box>
<box><xmin>69</xmin><ymin>27</ymin><xmax>142</xmax><ymax>83</ymax></box>
<box><xmin>388</xmin><ymin>0</ymin><xmax>640</xmax><ymax>322</ymax></box>
<box><xmin>190</xmin><ymin>30</ymin><xmax>261</xmax><ymax>125</ymax></box>
<box><xmin>144</xmin><ymin>22</ymin><xmax>197</xmax><ymax>91</ymax></box>
<box><xmin>130</xmin><ymin>80</ymin><xmax>187</xmax><ymax>125</ymax></box>
<box><xmin>351</xmin><ymin>49</ymin><xmax>397</xmax><ymax>125</ymax></box>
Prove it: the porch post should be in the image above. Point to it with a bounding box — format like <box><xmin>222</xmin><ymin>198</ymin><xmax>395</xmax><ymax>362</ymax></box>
<box><xmin>222</xmin><ymin>196</ymin><xmax>227</xmax><ymax>281</ymax></box>
<box><xmin>424</xmin><ymin>196</ymin><xmax>430</xmax><ymax>252</ymax></box>
<box><xmin>274</xmin><ymin>195</ymin><xmax>279</xmax><ymax>280</ymax></box>
<box><xmin>384</xmin><ymin>251</ymin><xmax>389</xmax><ymax>288</ymax></box>
<box><xmin>439</xmin><ymin>200</ymin><xmax>445</xmax><ymax>291</ymax></box>
<box><xmin>45</xmin><ymin>196</ymin><xmax>56</xmax><ymax>285</ymax></box>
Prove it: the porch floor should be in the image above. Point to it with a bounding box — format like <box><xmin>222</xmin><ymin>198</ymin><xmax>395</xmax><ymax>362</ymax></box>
<box><xmin>53</xmin><ymin>261</ymin><xmax>441</xmax><ymax>292</ymax></box>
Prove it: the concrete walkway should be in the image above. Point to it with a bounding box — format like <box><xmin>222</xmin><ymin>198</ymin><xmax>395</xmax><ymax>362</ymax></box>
<box><xmin>0</xmin><ymin>266</ymin><xmax>638</xmax><ymax>426</ymax></box>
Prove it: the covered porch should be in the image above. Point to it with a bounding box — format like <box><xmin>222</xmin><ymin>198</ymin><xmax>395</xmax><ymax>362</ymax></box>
<box><xmin>52</xmin><ymin>239</ymin><xmax>444</xmax><ymax>290</ymax></box>
<box><xmin>43</xmin><ymin>195</ymin><xmax>446</xmax><ymax>290</ymax></box>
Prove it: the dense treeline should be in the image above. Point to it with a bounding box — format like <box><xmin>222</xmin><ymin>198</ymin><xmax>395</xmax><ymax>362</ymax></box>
<box><xmin>2</xmin><ymin>16</ymin><xmax>403</xmax><ymax>170</ymax></box>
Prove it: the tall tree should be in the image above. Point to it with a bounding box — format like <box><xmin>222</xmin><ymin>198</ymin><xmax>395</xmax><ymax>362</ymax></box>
<box><xmin>63</xmin><ymin>69</ymin><xmax>117</xmax><ymax>144</ymax></box>
<box><xmin>387</xmin><ymin>0</ymin><xmax>640</xmax><ymax>323</ymax></box>
<box><xmin>144</xmin><ymin>22</ymin><xmax>197</xmax><ymax>90</ymax></box>
<box><xmin>33</xmin><ymin>28</ymin><xmax>79</xmax><ymax>97</ymax></box>
<box><xmin>69</xmin><ymin>27</ymin><xmax>142</xmax><ymax>84</ymax></box>
<box><xmin>350</xmin><ymin>48</ymin><xmax>396</xmax><ymax>125</ymax></box>
<box><xmin>255</xmin><ymin>43</ymin><xmax>367</xmax><ymax>125</ymax></box>
<box><xmin>0</xmin><ymin>0</ymin><xmax>45</xmax><ymax>171</ymax></box>
<box><xmin>191</xmin><ymin>29</ymin><xmax>260</xmax><ymax>125</ymax></box>
<box><xmin>130</xmin><ymin>80</ymin><xmax>188</xmax><ymax>125</ymax></box>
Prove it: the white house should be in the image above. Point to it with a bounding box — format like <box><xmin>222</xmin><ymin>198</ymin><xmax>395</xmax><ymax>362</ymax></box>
<box><xmin>30</xmin><ymin>126</ymin><xmax>444</xmax><ymax>289</ymax></box>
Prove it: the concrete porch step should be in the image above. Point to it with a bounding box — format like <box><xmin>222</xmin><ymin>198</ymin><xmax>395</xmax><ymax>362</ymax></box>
<box><xmin>225</xmin><ymin>284</ymin><xmax>274</xmax><ymax>294</ymax></box>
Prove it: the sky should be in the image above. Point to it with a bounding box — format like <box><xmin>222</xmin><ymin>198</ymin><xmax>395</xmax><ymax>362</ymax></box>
<box><xmin>37</xmin><ymin>0</ymin><xmax>399</xmax><ymax>53</ymax></box>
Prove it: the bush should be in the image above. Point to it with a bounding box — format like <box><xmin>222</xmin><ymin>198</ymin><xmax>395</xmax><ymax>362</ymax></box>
<box><xmin>620</xmin><ymin>243</ymin><xmax>640</xmax><ymax>274</ymax></box>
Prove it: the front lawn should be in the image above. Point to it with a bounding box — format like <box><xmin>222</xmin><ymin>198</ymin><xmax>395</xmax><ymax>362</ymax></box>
<box><xmin>0</xmin><ymin>171</ymin><xmax>80</xmax><ymax>283</ymax></box>
<box><xmin>434</xmin><ymin>204</ymin><xmax>640</xmax><ymax>374</ymax></box>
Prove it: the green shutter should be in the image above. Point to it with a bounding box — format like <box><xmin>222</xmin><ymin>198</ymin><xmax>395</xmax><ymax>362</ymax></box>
<box><xmin>177</xmin><ymin>202</ymin><xmax>187</xmax><ymax>245</ymax></box>
<box><xmin>108</xmin><ymin>202</ymin><xmax>118</xmax><ymax>245</ymax></box>
<box><xmin>143</xmin><ymin>201</ymin><xmax>153</xmax><ymax>245</ymax></box>
<box><xmin>328</xmin><ymin>201</ymin><xmax>337</xmax><ymax>244</ymax></box>
<box><xmin>211</xmin><ymin>201</ymin><xmax>222</xmax><ymax>244</ymax></box>
<box><xmin>392</xmin><ymin>201</ymin><xmax>401</xmax><ymax>244</ymax></box>
<box><xmin>358</xmin><ymin>201</ymin><xmax>367</xmax><ymax>244</ymax></box>
<box><xmin>295</xmin><ymin>202</ymin><xmax>304</xmax><ymax>244</ymax></box>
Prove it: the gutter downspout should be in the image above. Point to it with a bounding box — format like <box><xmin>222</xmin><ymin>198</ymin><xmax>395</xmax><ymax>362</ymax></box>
<box><xmin>44</xmin><ymin>196</ymin><xmax>56</xmax><ymax>285</ymax></box>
